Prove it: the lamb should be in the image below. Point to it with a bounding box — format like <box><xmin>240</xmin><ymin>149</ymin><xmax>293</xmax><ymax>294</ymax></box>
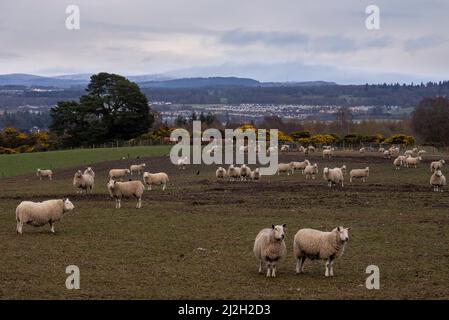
<box><xmin>16</xmin><ymin>198</ymin><xmax>74</xmax><ymax>234</ymax></box>
<box><xmin>215</xmin><ymin>167</ymin><xmax>227</xmax><ymax>179</ymax></box>
<box><xmin>323</xmin><ymin>167</ymin><xmax>344</xmax><ymax>187</ymax></box>
<box><xmin>227</xmin><ymin>165</ymin><xmax>241</xmax><ymax>181</ymax></box>
<box><xmin>405</xmin><ymin>156</ymin><xmax>422</xmax><ymax>168</ymax></box>
<box><xmin>292</xmin><ymin>160</ymin><xmax>310</xmax><ymax>174</ymax></box>
<box><xmin>36</xmin><ymin>169</ymin><xmax>53</xmax><ymax>180</ymax></box>
<box><xmin>84</xmin><ymin>167</ymin><xmax>95</xmax><ymax>178</ymax></box>
<box><xmin>130</xmin><ymin>163</ymin><xmax>146</xmax><ymax>175</ymax></box>
<box><xmin>240</xmin><ymin>164</ymin><xmax>252</xmax><ymax>180</ymax></box>
<box><xmin>280</xmin><ymin>144</ymin><xmax>290</xmax><ymax>152</ymax></box>
<box><xmin>73</xmin><ymin>170</ymin><xmax>94</xmax><ymax>194</ymax></box>
<box><xmin>250</xmin><ymin>168</ymin><xmax>261</xmax><ymax>181</ymax></box>
<box><xmin>430</xmin><ymin>160</ymin><xmax>445</xmax><ymax>172</ymax></box>
<box><xmin>430</xmin><ymin>170</ymin><xmax>446</xmax><ymax>192</ymax></box>
<box><xmin>383</xmin><ymin>150</ymin><xmax>391</xmax><ymax>159</ymax></box>
<box><xmin>404</xmin><ymin>150</ymin><xmax>414</xmax><ymax>157</ymax></box>
<box><xmin>393</xmin><ymin>157</ymin><xmax>403</xmax><ymax>170</ymax></box>
<box><xmin>107</xmin><ymin>180</ymin><xmax>145</xmax><ymax>208</ymax></box>
<box><xmin>308</xmin><ymin>145</ymin><xmax>315</xmax><ymax>153</ymax></box>
<box><xmin>253</xmin><ymin>224</ymin><xmax>287</xmax><ymax>277</ymax></box>
<box><xmin>349</xmin><ymin>167</ymin><xmax>369</xmax><ymax>183</ymax></box>
<box><xmin>109</xmin><ymin>168</ymin><xmax>130</xmax><ymax>180</ymax></box>
<box><xmin>304</xmin><ymin>163</ymin><xmax>318</xmax><ymax>180</ymax></box>
<box><xmin>278</xmin><ymin>162</ymin><xmax>294</xmax><ymax>176</ymax></box>
<box><xmin>142</xmin><ymin>172</ymin><xmax>169</xmax><ymax>191</ymax></box>
<box><xmin>293</xmin><ymin>226</ymin><xmax>350</xmax><ymax>277</ymax></box>
<box><xmin>322</xmin><ymin>148</ymin><xmax>334</xmax><ymax>159</ymax></box>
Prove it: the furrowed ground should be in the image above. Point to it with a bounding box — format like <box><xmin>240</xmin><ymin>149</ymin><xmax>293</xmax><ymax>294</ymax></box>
<box><xmin>0</xmin><ymin>148</ymin><xmax>448</xmax><ymax>299</ymax></box>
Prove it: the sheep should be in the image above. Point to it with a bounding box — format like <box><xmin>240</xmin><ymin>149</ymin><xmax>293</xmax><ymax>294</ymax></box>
<box><xmin>292</xmin><ymin>160</ymin><xmax>310</xmax><ymax>174</ymax></box>
<box><xmin>280</xmin><ymin>144</ymin><xmax>290</xmax><ymax>152</ymax></box>
<box><xmin>418</xmin><ymin>150</ymin><xmax>426</xmax><ymax>156</ymax></box>
<box><xmin>267</xmin><ymin>146</ymin><xmax>278</xmax><ymax>155</ymax></box>
<box><xmin>378</xmin><ymin>147</ymin><xmax>385</xmax><ymax>153</ymax></box>
<box><xmin>340</xmin><ymin>164</ymin><xmax>347</xmax><ymax>175</ymax></box>
<box><xmin>253</xmin><ymin>224</ymin><xmax>287</xmax><ymax>277</ymax></box>
<box><xmin>349</xmin><ymin>167</ymin><xmax>369</xmax><ymax>183</ymax></box>
<box><xmin>304</xmin><ymin>163</ymin><xmax>318</xmax><ymax>180</ymax></box>
<box><xmin>130</xmin><ymin>163</ymin><xmax>146</xmax><ymax>175</ymax></box>
<box><xmin>383</xmin><ymin>150</ymin><xmax>391</xmax><ymax>159</ymax></box>
<box><xmin>393</xmin><ymin>157</ymin><xmax>403</xmax><ymax>170</ymax></box>
<box><xmin>430</xmin><ymin>160</ymin><xmax>445</xmax><ymax>172</ymax></box>
<box><xmin>278</xmin><ymin>162</ymin><xmax>294</xmax><ymax>176</ymax></box>
<box><xmin>36</xmin><ymin>169</ymin><xmax>53</xmax><ymax>180</ymax></box>
<box><xmin>250</xmin><ymin>168</ymin><xmax>261</xmax><ymax>181</ymax></box>
<box><xmin>359</xmin><ymin>147</ymin><xmax>366</xmax><ymax>154</ymax></box>
<box><xmin>389</xmin><ymin>147</ymin><xmax>400</xmax><ymax>157</ymax></box>
<box><xmin>215</xmin><ymin>167</ymin><xmax>227</xmax><ymax>179</ymax></box>
<box><xmin>142</xmin><ymin>172</ymin><xmax>169</xmax><ymax>191</ymax></box>
<box><xmin>84</xmin><ymin>167</ymin><xmax>95</xmax><ymax>178</ymax></box>
<box><xmin>404</xmin><ymin>150</ymin><xmax>414</xmax><ymax>157</ymax></box>
<box><xmin>293</xmin><ymin>226</ymin><xmax>350</xmax><ymax>277</ymax></box>
<box><xmin>298</xmin><ymin>146</ymin><xmax>305</xmax><ymax>153</ymax></box>
<box><xmin>405</xmin><ymin>156</ymin><xmax>422</xmax><ymax>168</ymax></box>
<box><xmin>227</xmin><ymin>164</ymin><xmax>241</xmax><ymax>181</ymax></box>
<box><xmin>73</xmin><ymin>170</ymin><xmax>94</xmax><ymax>194</ymax></box>
<box><xmin>240</xmin><ymin>164</ymin><xmax>252</xmax><ymax>180</ymax></box>
<box><xmin>322</xmin><ymin>148</ymin><xmax>334</xmax><ymax>159</ymax></box>
<box><xmin>109</xmin><ymin>168</ymin><xmax>130</xmax><ymax>180</ymax></box>
<box><xmin>107</xmin><ymin>180</ymin><xmax>144</xmax><ymax>208</ymax></box>
<box><xmin>308</xmin><ymin>145</ymin><xmax>315</xmax><ymax>153</ymax></box>
<box><xmin>16</xmin><ymin>198</ymin><xmax>74</xmax><ymax>234</ymax></box>
<box><xmin>430</xmin><ymin>170</ymin><xmax>446</xmax><ymax>192</ymax></box>
<box><xmin>323</xmin><ymin>167</ymin><xmax>344</xmax><ymax>187</ymax></box>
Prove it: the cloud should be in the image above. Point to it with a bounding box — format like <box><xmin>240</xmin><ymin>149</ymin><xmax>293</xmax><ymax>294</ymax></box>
<box><xmin>404</xmin><ymin>35</ymin><xmax>446</xmax><ymax>52</ymax></box>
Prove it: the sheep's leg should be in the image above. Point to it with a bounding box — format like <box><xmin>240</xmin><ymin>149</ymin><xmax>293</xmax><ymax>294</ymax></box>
<box><xmin>116</xmin><ymin>199</ymin><xmax>121</xmax><ymax>209</ymax></box>
<box><xmin>266</xmin><ymin>263</ymin><xmax>271</xmax><ymax>277</ymax></box>
<box><xmin>50</xmin><ymin>222</ymin><xmax>55</xmax><ymax>233</ymax></box>
<box><xmin>329</xmin><ymin>259</ymin><xmax>334</xmax><ymax>277</ymax></box>
<box><xmin>149</xmin><ymin>184</ymin><xmax>152</xmax><ymax>191</ymax></box>
<box><xmin>350</xmin><ymin>177</ymin><xmax>352</xmax><ymax>183</ymax></box>
<box><xmin>258</xmin><ymin>261</ymin><xmax>262</xmax><ymax>274</ymax></box>
<box><xmin>16</xmin><ymin>221</ymin><xmax>23</xmax><ymax>234</ymax></box>
<box><xmin>271</xmin><ymin>264</ymin><xmax>276</xmax><ymax>277</ymax></box>
<box><xmin>325</xmin><ymin>259</ymin><xmax>331</xmax><ymax>277</ymax></box>
<box><xmin>301</xmin><ymin>257</ymin><xmax>306</xmax><ymax>273</ymax></box>
<box><xmin>296</xmin><ymin>258</ymin><xmax>301</xmax><ymax>274</ymax></box>
<box><xmin>162</xmin><ymin>183</ymin><xmax>166</xmax><ymax>191</ymax></box>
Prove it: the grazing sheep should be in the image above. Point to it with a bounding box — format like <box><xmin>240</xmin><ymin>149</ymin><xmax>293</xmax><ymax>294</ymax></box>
<box><xmin>215</xmin><ymin>167</ymin><xmax>227</xmax><ymax>179</ymax></box>
<box><xmin>109</xmin><ymin>168</ymin><xmax>130</xmax><ymax>180</ymax></box>
<box><xmin>36</xmin><ymin>169</ymin><xmax>53</xmax><ymax>180</ymax></box>
<box><xmin>84</xmin><ymin>167</ymin><xmax>95</xmax><ymax>178</ymax></box>
<box><xmin>304</xmin><ymin>163</ymin><xmax>318</xmax><ymax>180</ymax></box>
<box><xmin>393</xmin><ymin>157</ymin><xmax>404</xmax><ymax>170</ymax></box>
<box><xmin>278</xmin><ymin>162</ymin><xmax>294</xmax><ymax>176</ymax></box>
<box><xmin>322</xmin><ymin>148</ymin><xmax>334</xmax><ymax>159</ymax></box>
<box><xmin>323</xmin><ymin>167</ymin><xmax>344</xmax><ymax>187</ymax></box>
<box><xmin>431</xmin><ymin>160</ymin><xmax>445</xmax><ymax>172</ymax></box>
<box><xmin>349</xmin><ymin>167</ymin><xmax>369</xmax><ymax>183</ymax></box>
<box><xmin>293</xmin><ymin>226</ymin><xmax>350</xmax><ymax>277</ymax></box>
<box><xmin>250</xmin><ymin>168</ymin><xmax>261</xmax><ymax>181</ymax></box>
<box><xmin>292</xmin><ymin>160</ymin><xmax>310</xmax><ymax>174</ymax></box>
<box><xmin>359</xmin><ymin>147</ymin><xmax>366</xmax><ymax>154</ymax></box>
<box><xmin>430</xmin><ymin>170</ymin><xmax>446</xmax><ymax>192</ymax></box>
<box><xmin>280</xmin><ymin>144</ymin><xmax>290</xmax><ymax>152</ymax></box>
<box><xmin>130</xmin><ymin>163</ymin><xmax>146</xmax><ymax>175</ymax></box>
<box><xmin>73</xmin><ymin>170</ymin><xmax>94</xmax><ymax>194</ymax></box>
<box><xmin>253</xmin><ymin>224</ymin><xmax>287</xmax><ymax>277</ymax></box>
<box><xmin>418</xmin><ymin>150</ymin><xmax>427</xmax><ymax>156</ymax></box>
<box><xmin>16</xmin><ymin>198</ymin><xmax>74</xmax><ymax>234</ymax></box>
<box><xmin>227</xmin><ymin>165</ymin><xmax>242</xmax><ymax>181</ymax></box>
<box><xmin>177</xmin><ymin>156</ymin><xmax>189</xmax><ymax>170</ymax></box>
<box><xmin>405</xmin><ymin>156</ymin><xmax>422</xmax><ymax>168</ymax></box>
<box><xmin>107</xmin><ymin>180</ymin><xmax>145</xmax><ymax>208</ymax></box>
<box><xmin>240</xmin><ymin>164</ymin><xmax>252</xmax><ymax>180</ymax></box>
<box><xmin>142</xmin><ymin>172</ymin><xmax>169</xmax><ymax>191</ymax></box>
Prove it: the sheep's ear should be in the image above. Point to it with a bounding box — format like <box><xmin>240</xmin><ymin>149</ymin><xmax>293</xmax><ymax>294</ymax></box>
<box><xmin>282</xmin><ymin>223</ymin><xmax>287</xmax><ymax>228</ymax></box>
<box><xmin>272</xmin><ymin>224</ymin><xmax>275</xmax><ymax>229</ymax></box>
<box><xmin>347</xmin><ymin>227</ymin><xmax>351</xmax><ymax>231</ymax></box>
<box><xmin>337</xmin><ymin>226</ymin><xmax>341</xmax><ymax>232</ymax></box>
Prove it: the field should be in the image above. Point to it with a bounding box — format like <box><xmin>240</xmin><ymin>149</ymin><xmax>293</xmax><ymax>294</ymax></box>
<box><xmin>1</xmin><ymin>147</ymin><xmax>449</xmax><ymax>299</ymax></box>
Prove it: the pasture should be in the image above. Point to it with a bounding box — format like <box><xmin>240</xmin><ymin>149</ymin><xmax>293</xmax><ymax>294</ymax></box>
<box><xmin>0</xmin><ymin>148</ymin><xmax>448</xmax><ymax>299</ymax></box>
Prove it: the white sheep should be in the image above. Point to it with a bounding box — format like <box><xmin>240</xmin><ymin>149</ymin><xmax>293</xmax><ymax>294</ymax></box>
<box><xmin>418</xmin><ymin>150</ymin><xmax>427</xmax><ymax>156</ymax></box>
<box><xmin>16</xmin><ymin>198</ymin><xmax>74</xmax><ymax>234</ymax></box>
<box><xmin>84</xmin><ymin>167</ymin><xmax>95</xmax><ymax>178</ymax></box>
<box><xmin>308</xmin><ymin>145</ymin><xmax>315</xmax><ymax>153</ymax></box>
<box><xmin>107</xmin><ymin>180</ymin><xmax>145</xmax><ymax>208</ymax></box>
<box><xmin>292</xmin><ymin>160</ymin><xmax>310</xmax><ymax>174</ymax></box>
<box><xmin>304</xmin><ymin>163</ymin><xmax>318</xmax><ymax>180</ymax></box>
<box><xmin>430</xmin><ymin>170</ymin><xmax>446</xmax><ymax>192</ymax></box>
<box><xmin>359</xmin><ymin>147</ymin><xmax>366</xmax><ymax>154</ymax></box>
<box><xmin>322</xmin><ymin>148</ymin><xmax>334</xmax><ymax>159</ymax></box>
<box><xmin>177</xmin><ymin>156</ymin><xmax>189</xmax><ymax>170</ymax></box>
<box><xmin>430</xmin><ymin>160</ymin><xmax>445</xmax><ymax>172</ymax></box>
<box><xmin>227</xmin><ymin>164</ymin><xmax>241</xmax><ymax>181</ymax></box>
<box><xmin>323</xmin><ymin>167</ymin><xmax>344</xmax><ymax>187</ymax></box>
<box><xmin>278</xmin><ymin>163</ymin><xmax>294</xmax><ymax>176</ymax></box>
<box><xmin>393</xmin><ymin>157</ymin><xmax>403</xmax><ymax>170</ymax></box>
<box><xmin>216</xmin><ymin>167</ymin><xmax>227</xmax><ymax>179</ymax></box>
<box><xmin>280</xmin><ymin>144</ymin><xmax>290</xmax><ymax>152</ymax></box>
<box><xmin>142</xmin><ymin>172</ymin><xmax>169</xmax><ymax>191</ymax></box>
<box><xmin>405</xmin><ymin>156</ymin><xmax>422</xmax><ymax>168</ymax></box>
<box><xmin>404</xmin><ymin>150</ymin><xmax>414</xmax><ymax>157</ymax></box>
<box><xmin>130</xmin><ymin>163</ymin><xmax>146</xmax><ymax>175</ymax></box>
<box><xmin>240</xmin><ymin>164</ymin><xmax>252</xmax><ymax>180</ymax></box>
<box><xmin>250</xmin><ymin>168</ymin><xmax>261</xmax><ymax>181</ymax></box>
<box><xmin>267</xmin><ymin>146</ymin><xmax>278</xmax><ymax>155</ymax></box>
<box><xmin>109</xmin><ymin>168</ymin><xmax>130</xmax><ymax>180</ymax></box>
<box><xmin>253</xmin><ymin>224</ymin><xmax>287</xmax><ymax>277</ymax></box>
<box><xmin>340</xmin><ymin>164</ymin><xmax>347</xmax><ymax>175</ymax></box>
<box><xmin>293</xmin><ymin>226</ymin><xmax>350</xmax><ymax>277</ymax></box>
<box><xmin>378</xmin><ymin>147</ymin><xmax>385</xmax><ymax>153</ymax></box>
<box><xmin>349</xmin><ymin>167</ymin><xmax>369</xmax><ymax>183</ymax></box>
<box><xmin>36</xmin><ymin>169</ymin><xmax>53</xmax><ymax>180</ymax></box>
<box><xmin>73</xmin><ymin>170</ymin><xmax>94</xmax><ymax>194</ymax></box>
<box><xmin>383</xmin><ymin>150</ymin><xmax>391</xmax><ymax>159</ymax></box>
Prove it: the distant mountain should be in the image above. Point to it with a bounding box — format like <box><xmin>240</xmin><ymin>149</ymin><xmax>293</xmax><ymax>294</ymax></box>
<box><xmin>0</xmin><ymin>74</ymin><xmax>85</xmax><ymax>88</ymax></box>
<box><xmin>139</xmin><ymin>77</ymin><xmax>260</xmax><ymax>88</ymax></box>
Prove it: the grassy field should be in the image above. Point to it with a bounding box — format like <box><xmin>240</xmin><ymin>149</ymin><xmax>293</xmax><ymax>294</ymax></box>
<box><xmin>0</xmin><ymin>145</ymin><xmax>171</xmax><ymax>178</ymax></box>
<box><xmin>0</xmin><ymin>148</ymin><xmax>449</xmax><ymax>299</ymax></box>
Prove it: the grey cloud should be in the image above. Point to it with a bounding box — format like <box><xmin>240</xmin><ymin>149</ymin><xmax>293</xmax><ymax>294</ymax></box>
<box><xmin>404</xmin><ymin>36</ymin><xmax>446</xmax><ymax>52</ymax></box>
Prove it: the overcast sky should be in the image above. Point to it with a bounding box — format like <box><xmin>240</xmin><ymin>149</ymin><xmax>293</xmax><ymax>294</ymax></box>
<box><xmin>1</xmin><ymin>0</ymin><xmax>448</xmax><ymax>83</ymax></box>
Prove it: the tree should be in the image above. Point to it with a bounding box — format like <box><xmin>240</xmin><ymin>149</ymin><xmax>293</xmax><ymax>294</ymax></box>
<box><xmin>50</xmin><ymin>73</ymin><xmax>153</xmax><ymax>146</ymax></box>
<box><xmin>412</xmin><ymin>97</ymin><xmax>449</xmax><ymax>146</ymax></box>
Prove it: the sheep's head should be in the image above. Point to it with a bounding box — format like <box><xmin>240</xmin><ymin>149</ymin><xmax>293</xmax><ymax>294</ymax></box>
<box><xmin>435</xmin><ymin>170</ymin><xmax>444</xmax><ymax>177</ymax></box>
<box><xmin>441</xmin><ymin>160</ymin><xmax>446</xmax><ymax>164</ymax></box>
<box><xmin>125</xmin><ymin>169</ymin><xmax>131</xmax><ymax>174</ymax></box>
<box><xmin>323</xmin><ymin>167</ymin><xmax>330</xmax><ymax>175</ymax></box>
<box><xmin>75</xmin><ymin>170</ymin><xmax>83</xmax><ymax>178</ymax></box>
<box><xmin>142</xmin><ymin>163</ymin><xmax>146</xmax><ymax>167</ymax></box>
<box><xmin>271</xmin><ymin>224</ymin><xmax>286</xmax><ymax>241</ymax></box>
<box><xmin>107</xmin><ymin>180</ymin><xmax>117</xmax><ymax>190</ymax></box>
<box><xmin>63</xmin><ymin>198</ymin><xmax>75</xmax><ymax>212</ymax></box>
<box><xmin>336</xmin><ymin>226</ymin><xmax>350</xmax><ymax>242</ymax></box>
